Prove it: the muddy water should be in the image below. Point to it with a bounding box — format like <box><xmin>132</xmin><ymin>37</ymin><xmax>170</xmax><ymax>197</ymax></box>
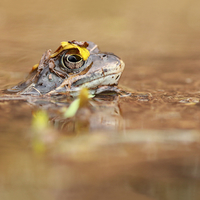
<box><xmin>1</xmin><ymin>0</ymin><xmax>200</xmax><ymax>199</ymax></box>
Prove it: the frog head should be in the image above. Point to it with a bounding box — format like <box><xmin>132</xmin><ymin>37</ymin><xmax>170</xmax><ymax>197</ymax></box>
<box><xmin>8</xmin><ymin>40</ymin><xmax>125</xmax><ymax>96</ymax></box>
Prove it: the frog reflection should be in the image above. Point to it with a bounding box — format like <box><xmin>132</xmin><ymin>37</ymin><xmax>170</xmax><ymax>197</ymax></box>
<box><xmin>29</xmin><ymin>93</ymin><xmax>123</xmax><ymax>134</ymax></box>
<box><xmin>52</xmin><ymin>95</ymin><xmax>123</xmax><ymax>132</ymax></box>
<box><xmin>8</xmin><ymin>40</ymin><xmax>125</xmax><ymax>96</ymax></box>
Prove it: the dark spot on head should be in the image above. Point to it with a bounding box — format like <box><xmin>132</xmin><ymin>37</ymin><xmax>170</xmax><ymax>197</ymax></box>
<box><xmin>103</xmin><ymin>54</ymin><xmax>106</xmax><ymax>57</ymax></box>
<box><xmin>112</xmin><ymin>76</ymin><xmax>114</xmax><ymax>78</ymax></box>
<box><xmin>103</xmin><ymin>69</ymin><xmax>108</xmax><ymax>72</ymax></box>
<box><xmin>115</xmin><ymin>75</ymin><xmax>120</xmax><ymax>80</ymax></box>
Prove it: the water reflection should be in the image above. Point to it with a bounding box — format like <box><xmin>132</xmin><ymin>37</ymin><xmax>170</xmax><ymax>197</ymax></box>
<box><xmin>0</xmin><ymin>92</ymin><xmax>123</xmax><ymax>132</ymax></box>
<box><xmin>29</xmin><ymin>93</ymin><xmax>123</xmax><ymax>133</ymax></box>
<box><xmin>1</xmin><ymin>93</ymin><xmax>200</xmax><ymax>199</ymax></box>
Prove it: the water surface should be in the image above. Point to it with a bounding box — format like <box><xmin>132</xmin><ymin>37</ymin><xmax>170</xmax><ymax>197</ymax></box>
<box><xmin>1</xmin><ymin>0</ymin><xmax>200</xmax><ymax>199</ymax></box>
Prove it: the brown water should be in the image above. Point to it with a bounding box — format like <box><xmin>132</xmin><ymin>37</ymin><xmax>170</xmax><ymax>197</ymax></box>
<box><xmin>1</xmin><ymin>0</ymin><xmax>200</xmax><ymax>199</ymax></box>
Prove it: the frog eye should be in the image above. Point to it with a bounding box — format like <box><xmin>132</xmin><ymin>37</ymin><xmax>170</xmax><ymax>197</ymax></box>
<box><xmin>62</xmin><ymin>54</ymin><xmax>84</xmax><ymax>70</ymax></box>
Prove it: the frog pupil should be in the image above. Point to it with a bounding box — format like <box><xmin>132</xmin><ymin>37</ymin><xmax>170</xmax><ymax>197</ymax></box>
<box><xmin>67</xmin><ymin>55</ymin><xmax>81</xmax><ymax>63</ymax></box>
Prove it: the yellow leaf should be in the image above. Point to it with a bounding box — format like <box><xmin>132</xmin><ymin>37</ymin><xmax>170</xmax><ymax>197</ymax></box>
<box><xmin>51</xmin><ymin>41</ymin><xmax>90</xmax><ymax>61</ymax></box>
<box><xmin>79</xmin><ymin>87</ymin><xmax>90</xmax><ymax>108</ymax></box>
<box><xmin>31</xmin><ymin>63</ymin><xmax>39</xmax><ymax>72</ymax></box>
<box><xmin>32</xmin><ymin>139</ymin><xmax>46</xmax><ymax>154</ymax></box>
<box><xmin>31</xmin><ymin>110</ymin><xmax>50</xmax><ymax>154</ymax></box>
<box><xmin>32</xmin><ymin>110</ymin><xmax>49</xmax><ymax>132</ymax></box>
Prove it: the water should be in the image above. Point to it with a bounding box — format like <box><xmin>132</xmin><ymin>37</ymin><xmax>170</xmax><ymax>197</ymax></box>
<box><xmin>1</xmin><ymin>0</ymin><xmax>200</xmax><ymax>199</ymax></box>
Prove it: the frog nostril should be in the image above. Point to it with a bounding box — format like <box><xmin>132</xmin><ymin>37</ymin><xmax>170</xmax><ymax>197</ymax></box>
<box><xmin>115</xmin><ymin>75</ymin><xmax>120</xmax><ymax>80</ymax></box>
<box><xmin>101</xmin><ymin>54</ymin><xmax>107</xmax><ymax>60</ymax></box>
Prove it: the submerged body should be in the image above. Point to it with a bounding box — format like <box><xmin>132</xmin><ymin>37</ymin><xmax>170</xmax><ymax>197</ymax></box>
<box><xmin>8</xmin><ymin>40</ymin><xmax>125</xmax><ymax>96</ymax></box>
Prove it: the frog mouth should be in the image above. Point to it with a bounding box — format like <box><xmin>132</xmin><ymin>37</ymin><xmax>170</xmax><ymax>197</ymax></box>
<box><xmin>47</xmin><ymin>59</ymin><xmax>125</xmax><ymax>96</ymax></box>
<box><xmin>73</xmin><ymin>62</ymin><xmax>124</xmax><ymax>88</ymax></box>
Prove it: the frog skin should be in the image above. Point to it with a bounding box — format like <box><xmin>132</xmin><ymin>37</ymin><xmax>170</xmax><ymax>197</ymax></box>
<box><xmin>7</xmin><ymin>40</ymin><xmax>125</xmax><ymax>96</ymax></box>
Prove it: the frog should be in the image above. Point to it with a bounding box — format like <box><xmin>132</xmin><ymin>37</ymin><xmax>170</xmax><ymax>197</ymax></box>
<box><xmin>7</xmin><ymin>40</ymin><xmax>125</xmax><ymax>97</ymax></box>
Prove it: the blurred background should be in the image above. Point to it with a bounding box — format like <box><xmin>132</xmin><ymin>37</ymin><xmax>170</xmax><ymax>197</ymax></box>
<box><xmin>1</xmin><ymin>0</ymin><xmax>200</xmax><ymax>200</ymax></box>
<box><xmin>1</xmin><ymin>0</ymin><xmax>200</xmax><ymax>69</ymax></box>
<box><xmin>1</xmin><ymin>0</ymin><xmax>200</xmax><ymax>92</ymax></box>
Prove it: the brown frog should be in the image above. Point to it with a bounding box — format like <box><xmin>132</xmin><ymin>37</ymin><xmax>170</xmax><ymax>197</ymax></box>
<box><xmin>7</xmin><ymin>40</ymin><xmax>125</xmax><ymax>96</ymax></box>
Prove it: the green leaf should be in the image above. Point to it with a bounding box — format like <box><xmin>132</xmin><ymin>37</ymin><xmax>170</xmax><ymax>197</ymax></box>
<box><xmin>64</xmin><ymin>99</ymin><xmax>80</xmax><ymax>118</ymax></box>
<box><xmin>63</xmin><ymin>88</ymin><xmax>95</xmax><ymax>118</ymax></box>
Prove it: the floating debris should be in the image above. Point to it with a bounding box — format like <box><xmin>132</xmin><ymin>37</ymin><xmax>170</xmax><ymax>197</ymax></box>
<box><xmin>63</xmin><ymin>88</ymin><xmax>94</xmax><ymax>118</ymax></box>
<box><xmin>31</xmin><ymin>110</ymin><xmax>56</xmax><ymax>153</ymax></box>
